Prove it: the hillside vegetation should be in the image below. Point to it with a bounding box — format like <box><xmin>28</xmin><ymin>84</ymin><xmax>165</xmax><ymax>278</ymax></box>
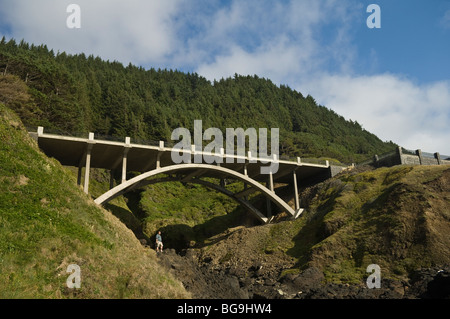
<box><xmin>0</xmin><ymin>102</ymin><xmax>190</xmax><ymax>298</ymax></box>
<box><xmin>0</xmin><ymin>38</ymin><xmax>396</xmax><ymax>164</ymax></box>
<box><xmin>300</xmin><ymin>165</ymin><xmax>450</xmax><ymax>281</ymax></box>
<box><xmin>199</xmin><ymin>164</ymin><xmax>450</xmax><ymax>283</ymax></box>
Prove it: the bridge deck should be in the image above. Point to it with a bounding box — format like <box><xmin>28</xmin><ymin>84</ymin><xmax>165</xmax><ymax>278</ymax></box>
<box><xmin>30</xmin><ymin>128</ymin><xmax>338</xmax><ymax>186</ymax></box>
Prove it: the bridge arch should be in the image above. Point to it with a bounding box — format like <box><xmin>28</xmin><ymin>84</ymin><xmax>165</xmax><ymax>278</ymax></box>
<box><xmin>94</xmin><ymin>164</ymin><xmax>300</xmax><ymax>224</ymax></box>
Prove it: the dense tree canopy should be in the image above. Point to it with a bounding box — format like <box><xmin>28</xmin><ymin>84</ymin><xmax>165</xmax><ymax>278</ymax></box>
<box><xmin>0</xmin><ymin>37</ymin><xmax>396</xmax><ymax>163</ymax></box>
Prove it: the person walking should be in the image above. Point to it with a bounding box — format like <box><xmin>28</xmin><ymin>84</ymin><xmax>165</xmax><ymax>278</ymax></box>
<box><xmin>155</xmin><ymin>231</ymin><xmax>163</xmax><ymax>253</ymax></box>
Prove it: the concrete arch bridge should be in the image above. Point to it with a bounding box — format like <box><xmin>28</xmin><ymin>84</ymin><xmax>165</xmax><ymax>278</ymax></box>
<box><xmin>30</xmin><ymin>127</ymin><xmax>347</xmax><ymax>224</ymax></box>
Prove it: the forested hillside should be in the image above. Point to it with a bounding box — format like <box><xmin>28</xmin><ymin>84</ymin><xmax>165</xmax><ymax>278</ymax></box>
<box><xmin>0</xmin><ymin>37</ymin><xmax>396</xmax><ymax>163</ymax></box>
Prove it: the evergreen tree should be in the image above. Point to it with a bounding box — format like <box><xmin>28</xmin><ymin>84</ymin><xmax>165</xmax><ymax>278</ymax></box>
<box><xmin>0</xmin><ymin>38</ymin><xmax>397</xmax><ymax>163</ymax></box>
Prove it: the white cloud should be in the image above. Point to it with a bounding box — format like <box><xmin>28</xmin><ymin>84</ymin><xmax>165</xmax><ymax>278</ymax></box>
<box><xmin>441</xmin><ymin>10</ymin><xmax>450</xmax><ymax>29</ymax></box>
<box><xmin>193</xmin><ymin>0</ymin><xmax>357</xmax><ymax>82</ymax></box>
<box><xmin>187</xmin><ymin>1</ymin><xmax>450</xmax><ymax>155</ymax></box>
<box><xmin>196</xmin><ymin>36</ymin><xmax>316</xmax><ymax>83</ymax></box>
<box><xmin>300</xmin><ymin>74</ymin><xmax>450</xmax><ymax>155</ymax></box>
<box><xmin>0</xmin><ymin>0</ymin><xmax>182</xmax><ymax>64</ymax></box>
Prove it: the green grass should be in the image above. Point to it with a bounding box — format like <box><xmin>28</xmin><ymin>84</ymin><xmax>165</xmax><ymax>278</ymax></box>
<box><xmin>0</xmin><ymin>103</ymin><xmax>190</xmax><ymax>298</ymax></box>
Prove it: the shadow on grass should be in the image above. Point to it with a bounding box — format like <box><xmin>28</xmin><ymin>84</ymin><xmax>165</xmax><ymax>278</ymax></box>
<box><xmin>147</xmin><ymin>187</ymin><xmax>300</xmax><ymax>253</ymax></box>
<box><xmin>285</xmin><ymin>184</ymin><xmax>342</xmax><ymax>269</ymax></box>
<box><xmin>105</xmin><ymin>202</ymin><xmax>150</xmax><ymax>243</ymax></box>
<box><xmin>108</xmin><ymin>182</ymin><xmax>297</xmax><ymax>254</ymax></box>
<box><xmin>157</xmin><ymin>206</ymin><xmax>260</xmax><ymax>253</ymax></box>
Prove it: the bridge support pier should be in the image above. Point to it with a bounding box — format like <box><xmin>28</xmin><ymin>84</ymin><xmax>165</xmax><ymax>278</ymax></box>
<box><xmin>266</xmin><ymin>176</ymin><xmax>273</xmax><ymax>219</ymax></box>
<box><xmin>121</xmin><ymin>137</ymin><xmax>131</xmax><ymax>184</ymax></box>
<box><xmin>266</xmin><ymin>198</ymin><xmax>272</xmax><ymax>219</ymax></box>
<box><xmin>121</xmin><ymin>152</ymin><xmax>127</xmax><ymax>183</ymax></box>
<box><xmin>82</xmin><ymin>133</ymin><xmax>95</xmax><ymax>194</ymax></box>
<box><xmin>84</xmin><ymin>148</ymin><xmax>91</xmax><ymax>194</ymax></box>
<box><xmin>293</xmin><ymin>169</ymin><xmax>300</xmax><ymax>211</ymax></box>
<box><xmin>268</xmin><ymin>171</ymin><xmax>274</xmax><ymax>192</ymax></box>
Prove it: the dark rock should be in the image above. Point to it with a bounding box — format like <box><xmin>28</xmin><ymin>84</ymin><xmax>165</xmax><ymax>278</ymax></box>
<box><xmin>405</xmin><ymin>266</ymin><xmax>450</xmax><ymax>298</ymax></box>
<box><xmin>292</xmin><ymin>267</ymin><xmax>325</xmax><ymax>291</ymax></box>
<box><xmin>156</xmin><ymin>244</ymin><xmax>450</xmax><ymax>300</ymax></box>
<box><xmin>427</xmin><ymin>270</ymin><xmax>450</xmax><ymax>298</ymax></box>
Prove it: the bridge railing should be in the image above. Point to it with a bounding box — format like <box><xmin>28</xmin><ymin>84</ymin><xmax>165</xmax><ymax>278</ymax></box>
<box><xmin>301</xmin><ymin>158</ymin><xmax>328</xmax><ymax>166</ymax></box>
<box><xmin>132</xmin><ymin>137</ymin><xmax>166</xmax><ymax>147</ymax></box>
<box><xmin>401</xmin><ymin>147</ymin><xmax>416</xmax><ymax>156</ymax></box>
<box><xmin>26</xmin><ymin>126</ymin><xmax>91</xmax><ymax>139</ymax></box>
<box><xmin>356</xmin><ymin>148</ymin><xmax>398</xmax><ymax>167</ymax></box>
<box><xmin>357</xmin><ymin>146</ymin><xmax>450</xmax><ymax>167</ymax></box>
<box><xmin>422</xmin><ymin>151</ymin><xmax>439</xmax><ymax>159</ymax></box>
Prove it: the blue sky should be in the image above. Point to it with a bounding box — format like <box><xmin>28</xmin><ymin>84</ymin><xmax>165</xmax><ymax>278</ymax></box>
<box><xmin>355</xmin><ymin>0</ymin><xmax>450</xmax><ymax>83</ymax></box>
<box><xmin>0</xmin><ymin>0</ymin><xmax>449</xmax><ymax>155</ymax></box>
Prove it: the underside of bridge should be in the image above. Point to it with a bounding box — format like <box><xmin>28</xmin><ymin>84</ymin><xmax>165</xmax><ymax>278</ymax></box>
<box><xmin>94</xmin><ymin>164</ymin><xmax>304</xmax><ymax>224</ymax></box>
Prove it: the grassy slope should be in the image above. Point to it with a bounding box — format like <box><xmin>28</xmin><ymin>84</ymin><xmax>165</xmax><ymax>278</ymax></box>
<box><xmin>278</xmin><ymin>165</ymin><xmax>450</xmax><ymax>282</ymax></box>
<box><xmin>202</xmin><ymin>164</ymin><xmax>450</xmax><ymax>285</ymax></box>
<box><xmin>0</xmin><ymin>103</ymin><xmax>190</xmax><ymax>298</ymax></box>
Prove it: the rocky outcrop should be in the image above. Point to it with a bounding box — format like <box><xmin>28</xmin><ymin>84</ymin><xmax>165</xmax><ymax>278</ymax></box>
<box><xmin>157</xmin><ymin>248</ymin><xmax>450</xmax><ymax>299</ymax></box>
